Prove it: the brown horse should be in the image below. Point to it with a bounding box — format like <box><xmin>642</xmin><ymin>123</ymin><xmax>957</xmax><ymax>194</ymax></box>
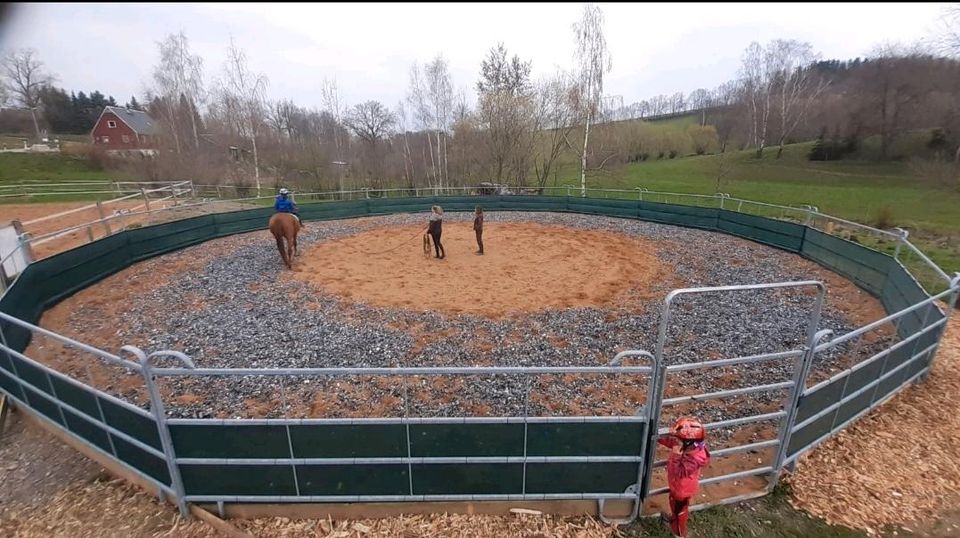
<box><xmin>269</xmin><ymin>213</ymin><xmax>300</xmax><ymax>269</ymax></box>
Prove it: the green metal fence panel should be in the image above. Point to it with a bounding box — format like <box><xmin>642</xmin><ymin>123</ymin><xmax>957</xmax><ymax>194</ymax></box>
<box><xmin>49</xmin><ymin>375</ymin><xmax>100</xmax><ymax>419</ymax></box>
<box><xmin>98</xmin><ymin>396</ymin><xmax>162</xmax><ymax>450</ymax></box>
<box><xmin>526</xmin><ymin>422</ymin><xmax>645</xmax><ymax>457</ymax></box>
<box><xmin>637</xmin><ymin>202</ymin><xmax>719</xmax><ymax>230</ymax></box>
<box><xmin>409</xmin><ymin>423</ymin><xmax>524</xmax><ymax>457</ymax></box>
<box><xmin>801</xmin><ymin>229</ymin><xmax>892</xmax><ymax>297</ymax></box>
<box><xmin>717</xmin><ymin>210</ymin><xmax>805</xmax><ymax>252</ymax></box>
<box><xmin>180</xmin><ymin>464</ymin><xmax>296</xmax><ymax>496</ymax></box>
<box><xmin>0</xmin><ymin>362</ymin><xmax>23</xmax><ymax>399</ymax></box>
<box><xmin>20</xmin><ymin>383</ymin><xmax>63</xmax><ymax>426</ymax></box>
<box><xmin>62</xmin><ymin>406</ymin><xmax>113</xmax><ymax>453</ymax></box>
<box><xmin>834</xmin><ymin>389</ymin><xmax>874</xmax><ymax>428</ymax></box>
<box><xmin>787</xmin><ymin>408</ymin><xmax>836</xmax><ymax>458</ymax></box>
<box><xmin>795</xmin><ymin>375</ymin><xmax>845</xmax><ymax>424</ymax></box>
<box><xmin>411</xmin><ymin>463</ymin><xmax>523</xmax><ymax>495</ymax></box>
<box><xmin>290</xmin><ymin>424</ymin><xmax>407</xmax><ymax>458</ymax></box>
<box><xmin>297</xmin><ymin>464</ymin><xmax>410</xmax><ymax>496</ymax></box>
<box><xmin>111</xmin><ymin>433</ymin><xmax>172</xmax><ymax>484</ymax></box>
<box><xmin>9</xmin><ymin>353</ymin><xmax>54</xmax><ymax>398</ymax></box>
<box><xmin>845</xmin><ymin>358</ymin><xmax>884</xmax><ymax>395</ymax></box>
<box><xmin>171</xmin><ymin>424</ymin><xmax>291</xmax><ymax>459</ymax></box>
<box><xmin>525</xmin><ymin>462</ymin><xmax>638</xmax><ymax>494</ymax></box>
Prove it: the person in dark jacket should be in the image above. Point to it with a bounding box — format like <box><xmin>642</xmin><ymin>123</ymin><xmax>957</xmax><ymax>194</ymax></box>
<box><xmin>473</xmin><ymin>206</ymin><xmax>484</xmax><ymax>255</ymax></box>
<box><xmin>425</xmin><ymin>205</ymin><xmax>445</xmax><ymax>259</ymax></box>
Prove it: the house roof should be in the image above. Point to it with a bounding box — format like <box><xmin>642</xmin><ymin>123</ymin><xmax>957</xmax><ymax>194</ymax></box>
<box><xmin>100</xmin><ymin>106</ymin><xmax>161</xmax><ymax>135</ymax></box>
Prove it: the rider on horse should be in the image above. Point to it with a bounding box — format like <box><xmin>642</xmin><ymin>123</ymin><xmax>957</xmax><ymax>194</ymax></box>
<box><xmin>274</xmin><ymin>188</ymin><xmax>303</xmax><ymax>227</ymax></box>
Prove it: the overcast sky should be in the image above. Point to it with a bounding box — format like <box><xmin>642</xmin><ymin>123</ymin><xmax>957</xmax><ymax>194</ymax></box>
<box><xmin>0</xmin><ymin>3</ymin><xmax>949</xmax><ymax>111</ymax></box>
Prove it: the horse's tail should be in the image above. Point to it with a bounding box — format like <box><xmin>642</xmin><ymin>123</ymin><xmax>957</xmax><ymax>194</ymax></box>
<box><xmin>274</xmin><ymin>232</ymin><xmax>291</xmax><ymax>269</ymax></box>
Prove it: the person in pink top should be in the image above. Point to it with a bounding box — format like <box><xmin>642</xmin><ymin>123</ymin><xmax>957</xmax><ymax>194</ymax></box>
<box><xmin>657</xmin><ymin>417</ymin><xmax>711</xmax><ymax>538</ymax></box>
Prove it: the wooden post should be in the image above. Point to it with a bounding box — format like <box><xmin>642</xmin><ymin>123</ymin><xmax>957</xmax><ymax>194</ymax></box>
<box><xmin>0</xmin><ymin>395</ymin><xmax>10</xmax><ymax>441</ymax></box>
<box><xmin>96</xmin><ymin>201</ymin><xmax>111</xmax><ymax>235</ymax></box>
<box><xmin>87</xmin><ymin>225</ymin><xmax>95</xmax><ymax>243</ymax></box>
<box><xmin>140</xmin><ymin>188</ymin><xmax>151</xmax><ymax>211</ymax></box>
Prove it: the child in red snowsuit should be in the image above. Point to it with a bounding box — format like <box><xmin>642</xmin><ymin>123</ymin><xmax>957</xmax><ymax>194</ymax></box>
<box><xmin>657</xmin><ymin>417</ymin><xmax>711</xmax><ymax>538</ymax></box>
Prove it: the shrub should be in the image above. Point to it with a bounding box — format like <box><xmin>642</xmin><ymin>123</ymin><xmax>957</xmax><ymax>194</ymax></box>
<box><xmin>873</xmin><ymin>206</ymin><xmax>895</xmax><ymax>229</ymax></box>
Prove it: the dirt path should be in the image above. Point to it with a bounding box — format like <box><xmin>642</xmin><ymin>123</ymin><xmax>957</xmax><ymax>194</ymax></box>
<box><xmin>789</xmin><ymin>314</ymin><xmax>960</xmax><ymax>536</ymax></box>
<box><xmin>1</xmin><ymin>200</ymin><xmax>251</xmax><ymax>260</ymax></box>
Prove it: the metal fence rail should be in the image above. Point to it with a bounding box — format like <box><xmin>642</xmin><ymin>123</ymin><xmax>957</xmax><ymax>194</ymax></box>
<box><xmin>1</xmin><ymin>193</ymin><xmax>958</xmax><ymax>522</ymax></box>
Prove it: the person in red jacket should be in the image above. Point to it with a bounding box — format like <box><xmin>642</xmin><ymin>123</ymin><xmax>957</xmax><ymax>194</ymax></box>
<box><xmin>657</xmin><ymin>417</ymin><xmax>711</xmax><ymax>538</ymax></box>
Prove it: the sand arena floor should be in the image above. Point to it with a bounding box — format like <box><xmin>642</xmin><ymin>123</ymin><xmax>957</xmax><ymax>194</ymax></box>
<box><xmin>293</xmin><ymin>222</ymin><xmax>667</xmax><ymax>317</ymax></box>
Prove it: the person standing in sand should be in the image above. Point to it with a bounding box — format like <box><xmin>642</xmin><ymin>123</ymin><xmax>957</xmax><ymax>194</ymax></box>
<box><xmin>425</xmin><ymin>205</ymin><xmax>445</xmax><ymax>259</ymax></box>
<box><xmin>473</xmin><ymin>206</ymin><xmax>484</xmax><ymax>255</ymax></box>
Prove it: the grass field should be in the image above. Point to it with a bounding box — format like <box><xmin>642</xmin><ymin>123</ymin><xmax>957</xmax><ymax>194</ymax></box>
<box><xmin>2</xmin><ymin>142</ymin><xmax>958</xmax><ymax>274</ymax></box>
<box><xmin>559</xmin><ymin>142</ymin><xmax>960</xmax><ymax>275</ymax></box>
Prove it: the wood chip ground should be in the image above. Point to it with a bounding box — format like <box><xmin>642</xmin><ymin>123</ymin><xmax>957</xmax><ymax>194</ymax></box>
<box><xmin>788</xmin><ymin>313</ymin><xmax>960</xmax><ymax>534</ymax></box>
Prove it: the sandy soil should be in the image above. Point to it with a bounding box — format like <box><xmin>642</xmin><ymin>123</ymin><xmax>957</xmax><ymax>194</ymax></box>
<box><xmin>1</xmin><ymin>200</ymin><xmax>249</xmax><ymax>260</ymax></box>
<box><xmin>292</xmin><ymin>222</ymin><xmax>668</xmax><ymax>317</ymax></box>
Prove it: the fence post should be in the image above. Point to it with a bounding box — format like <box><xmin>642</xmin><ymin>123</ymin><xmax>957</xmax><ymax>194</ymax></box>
<box><xmin>189</xmin><ymin>181</ymin><xmax>196</xmax><ymax>199</ymax></box>
<box><xmin>893</xmin><ymin>228</ymin><xmax>909</xmax><ymax>261</ymax></box>
<box><xmin>125</xmin><ymin>346</ymin><xmax>193</xmax><ymax>518</ymax></box>
<box><xmin>140</xmin><ymin>188</ymin><xmax>151</xmax><ymax>212</ymax></box>
<box><xmin>768</xmin><ymin>327</ymin><xmax>833</xmax><ymax>491</ymax></box>
<box><xmin>11</xmin><ymin>221</ymin><xmax>34</xmax><ymax>265</ymax></box>
<box><xmin>96</xmin><ymin>201</ymin><xmax>111</xmax><ymax>235</ymax></box>
<box><xmin>86</xmin><ymin>225</ymin><xmax>95</xmax><ymax>243</ymax></box>
<box><xmin>924</xmin><ymin>273</ymin><xmax>960</xmax><ymax>377</ymax></box>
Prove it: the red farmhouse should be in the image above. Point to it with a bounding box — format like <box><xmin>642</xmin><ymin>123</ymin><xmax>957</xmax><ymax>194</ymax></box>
<box><xmin>90</xmin><ymin>106</ymin><xmax>161</xmax><ymax>150</ymax></box>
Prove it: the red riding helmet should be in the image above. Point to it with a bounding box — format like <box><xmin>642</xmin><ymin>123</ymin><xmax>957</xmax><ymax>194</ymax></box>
<box><xmin>671</xmin><ymin>417</ymin><xmax>706</xmax><ymax>441</ymax></box>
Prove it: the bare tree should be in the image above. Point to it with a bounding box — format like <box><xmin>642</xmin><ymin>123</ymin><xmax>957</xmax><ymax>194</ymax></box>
<box><xmin>425</xmin><ymin>55</ymin><xmax>454</xmax><ymax>187</ymax></box>
<box><xmin>475</xmin><ymin>43</ymin><xmax>535</xmax><ymax>184</ymax></box>
<box><xmin>407</xmin><ymin>63</ymin><xmax>440</xmax><ymax>187</ymax></box>
<box><xmin>668</xmin><ymin>91</ymin><xmax>685</xmax><ymax>114</ymax></box>
<box><xmin>321</xmin><ymin>77</ymin><xmax>348</xmax><ymax>189</ymax></box>
<box><xmin>770</xmin><ymin>40</ymin><xmax>830</xmax><ymax>158</ymax></box>
<box><xmin>687</xmin><ymin>88</ymin><xmax>711</xmax><ymax>125</ymax></box>
<box><xmin>219</xmin><ymin>37</ymin><xmax>268</xmax><ymax>192</ymax></box>
<box><xmin>532</xmin><ymin>72</ymin><xmax>576</xmax><ymax>190</ymax></box>
<box><xmin>572</xmin><ymin>3</ymin><xmax>612</xmax><ymax>196</ymax></box>
<box><xmin>345</xmin><ymin>101</ymin><xmax>396</xmax><ymax>145</ymax></box>
<box><xmin>153</xmin><ymin>31</ymin><xmax>205</xmax><ymax>152</ymax></box>
<box><xmin>739</xmin><ymin>41</ymin><xmax>778</xmax><ymax>157</ymax></box>
<box><xmin>1</xmin><ymin>48</ymin><xmax>54</xmax><ymax>140</ymax></box>
<box><xmin>936</xmin><ymin>4</ymin><xmax>960</xmax><ymax>57</ymax></box>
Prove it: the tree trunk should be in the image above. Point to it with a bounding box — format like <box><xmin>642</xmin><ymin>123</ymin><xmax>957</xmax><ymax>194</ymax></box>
<box><xmin>29</xmin><ymin>108</ymin><xmax>41</xmax><ymax>142</ymax></box>
<box><xmin>251</xmin><ymin>132</ymin><xmax>261</xmax><ymax>195</ymax></box>
<box><xmin>190</xmin><ymin>104</ymin><xmax>200</xmax><ymax>151</ymax></box>
<box><xmin>436</xmin><ymin>131</ymin><xmax>444</xmax><ymax>188</ymax></box>
<box><xmin>580</xmin><ymin>114</ymin><xmax>591</xmax><ymax>197</ymax></box>
<box><xmin>427</xmin><ymin>134</ymin><xmax>438</xmax><ymax>190</ymax></box>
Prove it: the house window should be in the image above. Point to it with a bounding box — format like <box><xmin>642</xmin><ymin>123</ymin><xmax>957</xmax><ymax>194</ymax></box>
<box><xmin>102</xmin><ymin>136</ymin><xmax>110</xmax><ymax>143</ymax></box>
<box><xmin>121</xmin><ymin>135</ymin><xmax>130</xmax><ymax>143</ymax></box>
<box><xmin>107</xmin><ymin>120</ymin><xmax>117</xmax><ymax>128</ymax></box>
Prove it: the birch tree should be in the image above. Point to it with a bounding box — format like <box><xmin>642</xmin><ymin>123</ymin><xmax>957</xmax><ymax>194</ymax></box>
<box><xmin>739</xmin><ymin>41</ymin><xmax>775</xmax><ymax>157</ymax></box>
<box><xmin>533</xmin><ymin>72</ymin><xmax>577</xmax><ymax>190</ymax></box>
<box><xmin>220</xmin><ymin>37</ymin><xmax>268</xmax><ymax>193</ymax></box>
<box><xmin>1</xmin><ymin>48</ymin><xmax>54</xmax><ymax>141</ymax></box>
<box><xmin>572</xmin><ymin>3</ymin><xmax>612</xmax><ymax>196</ymax></box>
<box><xmin>321</xmin><ymin>78</ymin><xmax>347</xmax><ymax>190</ymax></box>
<box><xmin>425</xmin><ymin>55</ymin><xmax>454</xmax><ymax>188</ymax></box>
<box><xmin>153</xmin><ymin>31</ymin><xmax>205</xmax><ymax>152</ymax></box>
<box><xmin>769</xmin><ymin>40</ymin><xmax>829</xmax><ymax>158</ymax></box>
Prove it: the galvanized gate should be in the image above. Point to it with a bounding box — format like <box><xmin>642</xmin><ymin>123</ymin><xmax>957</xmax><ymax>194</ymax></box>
<box><xmin>637</xmin><ymin>281</ymin><xmax>826</xmax><ymax>508</ymax></box>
